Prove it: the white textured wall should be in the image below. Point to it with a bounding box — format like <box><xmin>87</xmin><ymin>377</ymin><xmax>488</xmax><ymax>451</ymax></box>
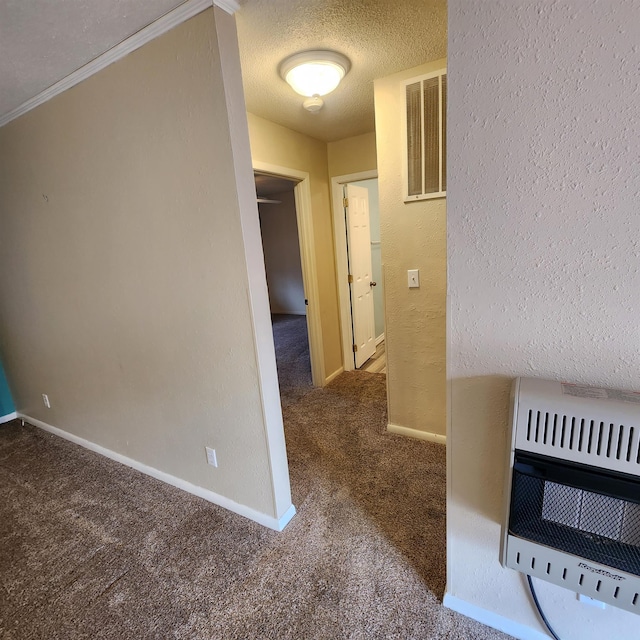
<box><xmin>447</xmin><ymin>1</ymin><xmax>640</xmax><ymax>638</ymax></box>
<box><xmin>259</xmin><ymin>190</ymin><xmax>306</xmax><ymax>316</ymax></box>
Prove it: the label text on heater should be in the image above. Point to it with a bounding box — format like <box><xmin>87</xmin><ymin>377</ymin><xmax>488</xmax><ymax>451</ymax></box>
<box><xmin>578</xmin><ymin>562</ymin><xmax>626</xmax><ymax>581</ymax></box>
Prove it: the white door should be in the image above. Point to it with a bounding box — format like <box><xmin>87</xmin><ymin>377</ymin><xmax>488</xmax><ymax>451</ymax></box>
<box><xmin>345</xmin><ymin>184</ymin><xmax>376</xmax><ymax>368</ymax></box>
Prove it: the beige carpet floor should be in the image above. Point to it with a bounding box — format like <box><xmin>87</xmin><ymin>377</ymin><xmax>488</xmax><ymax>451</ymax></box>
<box><xmin>271</xmin><ymin>313</ymin><xmax>313</xmax><ymax>408</ymax></box>
<box><xmin>0</xmin><ymin>326</ymin><xmax>511</xmax><ymax>639</ymax></box>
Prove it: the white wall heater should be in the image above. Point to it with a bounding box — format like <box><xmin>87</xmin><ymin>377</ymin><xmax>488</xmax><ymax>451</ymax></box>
<box><xmin>501</xmin><ymin>377</ymin><xmax>640</xmax><ymax>614</ymax></box>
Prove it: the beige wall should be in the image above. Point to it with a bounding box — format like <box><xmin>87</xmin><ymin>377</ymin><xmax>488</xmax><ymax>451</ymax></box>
<box><xmin>374</xmin><ymin>60</ymin><xmax>447</xmax><ymax>439</ymax></box>
<box><xmin>447</xmin><ymin>1</ymin><xmax>639</xmax><ymax>637</ymax></box>
<box><xmin>0</xmin><ymin>9</ymin><xmax>292</xmax><ymax>524</ymax></box>
<box><xmin>247</xmin><ymin>113</ymin><xmax>342</xmax><ymax>379</ymax></box>
<box><xmin>327</xmin><ymin>131</ymin><xmax>377</xmax><ymax>177</ymax></box>
<box><xmin>259</xmin><ymin>190</ymin><xmax>306</xmax><ymax>315</ymax></box>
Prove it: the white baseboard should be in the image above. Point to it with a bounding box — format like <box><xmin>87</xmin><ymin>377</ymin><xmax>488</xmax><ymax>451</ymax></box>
<box><xmin>276</xmin><ymin>504</ymin><xmax>297</xmax><ymax>530</ymax></box>
<box><xmin>325</xmin><ymin>366</ymin><xmax>344</xmax><ymax>385</ymax></box>
<box><xmin>17</xmin><ymin>413</ymin><xmax>296</xmax><ymax>532</ymax></box>
<box><xmin>387</xmin><ymin>422</ymin><xmax>446</xmax><ymax>444</ymax></box>
<box><xmin>443</xmin><ymin>593</ymin><xmax>548</xmax><ymax>640</ymax></box>
<box><xmin>375</xmin><ymin>333</ymin><xmax>385</xmax><ymax>346</ymax></box>
<box><xmin>0</xmin><ymin>411</ymin><xmax>17</xmax><ymax>425</ymax></box>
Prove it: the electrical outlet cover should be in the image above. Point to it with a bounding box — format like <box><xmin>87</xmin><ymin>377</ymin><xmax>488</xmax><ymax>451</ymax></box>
<box><xmin>205</xmin><ymin>447</ymin><xmax>218</xmax><ymax>467</ymax></box>
<box><xmin>578</xmin><ymin>593</ymin><xmax>607</xmax><ymax>609</ymax></box>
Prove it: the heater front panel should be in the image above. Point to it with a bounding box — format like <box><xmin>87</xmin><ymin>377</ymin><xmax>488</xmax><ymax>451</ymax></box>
<box><xmin>502</xmin><ymin>378</ymin><xmax>640</xmax><ymax>615</ymax></box>
<box><xmin>506</xmin><ymin>535</ymin><xmax>640</xmax><ymax>615</ymax></box>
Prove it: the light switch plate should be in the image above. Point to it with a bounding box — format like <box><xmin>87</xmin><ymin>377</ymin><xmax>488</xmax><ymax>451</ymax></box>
<box><xmin>408</xmin><ymin>269</ymin><xmax>420</xmax><ymax>288</ymax></box>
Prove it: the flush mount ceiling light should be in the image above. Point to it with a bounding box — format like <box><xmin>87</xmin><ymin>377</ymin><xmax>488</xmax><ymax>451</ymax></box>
<box><xmin>279</xmin><ymin>50</ymin><xmax>351</xmax><ymax>112</ymax></box>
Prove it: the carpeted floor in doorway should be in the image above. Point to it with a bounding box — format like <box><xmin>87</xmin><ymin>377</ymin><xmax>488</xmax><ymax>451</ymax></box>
<box><xmin>0</xmin><ymin>361</ymin><xmax>510</xmax><ymax>638</ymax></box>
<box><xmin>271</xmin><ymin>313</ymin><xmax>313</xmax><ymax>407</ymax></box>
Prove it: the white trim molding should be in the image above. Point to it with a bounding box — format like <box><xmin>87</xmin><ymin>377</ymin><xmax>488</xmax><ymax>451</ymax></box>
<box><xmin>0</xmin><ymin>0</ymin><xmax>239</xmax><ymax>129</ymax></box>
<box><xmin>0</xmin><ymin>412</ymin><xmax>18</xmax><ymax>425</ymax></box>
<box><xmin>443</xmin><ymin>593</ymin><xmax>549</xmax><ymax>640</ymax></box>
<box><xmin>213</xmin><ymin>0</ymin><xmax>241</xmax><ymax>13</ymax></box>
<box><xmin>375</xmin><ymin>332</ymin><xmax>385</xmax><ymax>346</ymax></box>
<box><xmin>387</xmin><ymin>422</ymin><xmax>446</xmax><ymax>445</ymax></box>
<box><xmin>216</xmin><ymin>15</ymin><xmax>294</xmax><ymax>522</ymax></box>
<box><xmin>18</xmin><ymin>413</ymin><xmax>296</xmax><ymax>532</ymax></box>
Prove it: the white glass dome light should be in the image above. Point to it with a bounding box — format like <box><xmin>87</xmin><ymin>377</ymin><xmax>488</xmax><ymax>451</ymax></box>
<box><xmin>279</xmin><ymin>50</ymin><xmax>351</xmax><ymax>112</ymax></box>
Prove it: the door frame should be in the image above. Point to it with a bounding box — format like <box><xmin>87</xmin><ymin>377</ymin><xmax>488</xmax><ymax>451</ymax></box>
<box><xmin>255</xmin><ymin>161</ymin><xmax>325</xmax><ymax>387</ymax></box>
<box><xmin>331</xmin><ymin>170</ymin><xmax>378</xmax><ymax>372</ymax></box>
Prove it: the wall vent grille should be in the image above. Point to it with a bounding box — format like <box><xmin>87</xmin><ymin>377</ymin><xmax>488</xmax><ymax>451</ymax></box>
<box><xmin>403</xmin><ymin>68</ymin><xmax>447</xmax><ymax>202</ymax></box>
<box><xmin>515</xmin><ymin>408</ymin><xmax>640</xmax><ymax>475</ymax></box>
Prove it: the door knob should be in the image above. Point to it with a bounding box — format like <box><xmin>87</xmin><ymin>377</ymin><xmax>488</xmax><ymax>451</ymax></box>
<box><xmin>370</xmin><ymin>281</ymin><xmax>377</xmax><ymax>287</ymax></box>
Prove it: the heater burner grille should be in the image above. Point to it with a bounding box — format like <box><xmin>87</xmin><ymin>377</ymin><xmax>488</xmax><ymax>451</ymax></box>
<box><xmin>510</xmin><ymin>468</ymin><xmax>640</xmax><ymax>577</ymax></box>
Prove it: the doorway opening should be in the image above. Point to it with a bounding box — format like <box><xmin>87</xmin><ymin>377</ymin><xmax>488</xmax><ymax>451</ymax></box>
<box><xmin>331</xmin><ymin>171</ymin><xmax>385</xmax><ymax>374</ymax></box>
<box><xmin>253</xmin><ymin>163</ymin><xmax>325</xmax><ymax>394</ymax></box>
<box><xmin>255</xmin><ymin>171</ymin><xmax>310</xmax><ymax>399</ymax></box>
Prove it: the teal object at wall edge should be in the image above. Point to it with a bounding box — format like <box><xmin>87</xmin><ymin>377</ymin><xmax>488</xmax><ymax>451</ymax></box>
<box><xmin>0</xmin><ymin>360</ymin><xmax>15</xmax><ymax>418</ymax></box>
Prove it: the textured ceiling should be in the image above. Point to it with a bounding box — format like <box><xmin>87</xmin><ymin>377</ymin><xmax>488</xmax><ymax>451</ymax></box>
<box><xmin>0</xmin><ymin>0</ymin><xmax>185</xmax><ymax>117</ymax></box>
<box><xmin>0</xmin><ymin>0</ymin><xmax>447</xmax><ymax>143</ymax></box>
<box><xmin>236</xmin><ymin>0</ymin><xmax>447</xmax><ymax>142</ymax></box>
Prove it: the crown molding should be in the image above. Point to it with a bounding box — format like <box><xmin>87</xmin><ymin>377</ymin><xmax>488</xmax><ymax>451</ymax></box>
<box><xmin>214</xmin><ymin>0</ymin><xmax>241</xmax><ymax>13</ymax></box>
<box><xmin>0</xmin><ymin>0</ymin><xmax>239</xmax><ymax>129</ymax></box>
